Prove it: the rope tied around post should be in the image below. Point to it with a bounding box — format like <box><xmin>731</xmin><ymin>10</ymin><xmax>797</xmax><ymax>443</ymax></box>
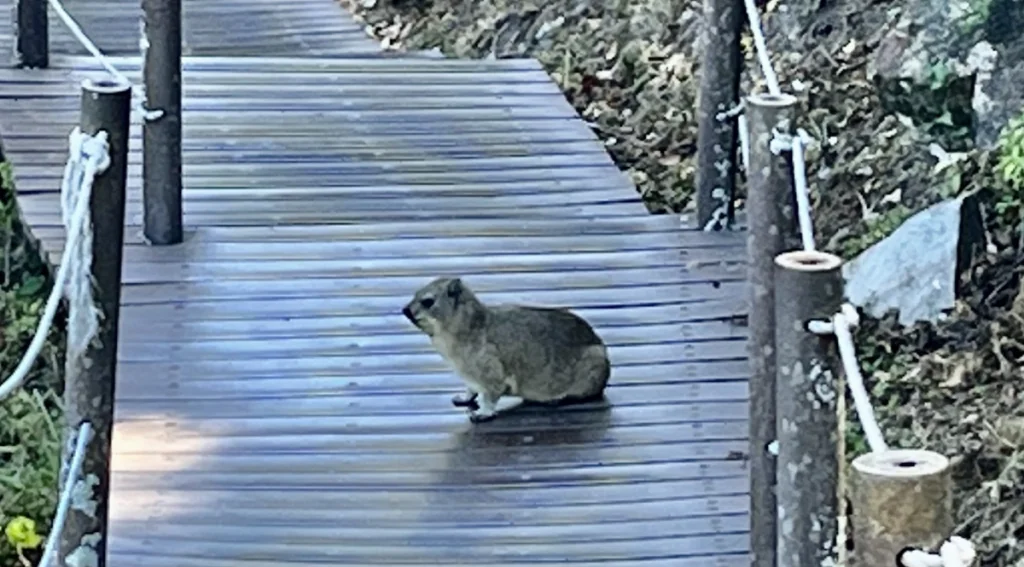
<box><xmin>46</xmin><ymin>0</ymin><xmax>164</xmax><ymax>121</ymax></box>
<box><xmin>62</xmin><ymin>128</ymin><xmax>111</xmax><ymax>367</ymax></box>
<box><xmin>770</xmin><ymin>127</ymin><xmax>816</xmax><ymax>251</ymax></box>
<box><xmin>810</xmin><ymin>304</ymin><xmax>979</xmax><ymax>566</ymax></box>
<box><xmin>714</xmin><ymin>102</ymin><xmax>751</xmax><ymax>172</ymax></box>
<box><xmin>808</xmin><ymin>303</ymin><xmax>888</xmax><ymax>453</ymax></box>
<box><xmin>0</xmin><ymin>128</ymin><xmax>111</xmax><ymax>400</ymax></box>
<box><xmin>37</xmin><ymin>422</ymin><xmax>94</xmax><ymax>567</ymax></box>
<box><xmin>901</xmin><ymin>536</ymin><xmax>977</xmax><ymax>567</ymax></box>
<box><xmin>738</xmin><ymin>115</ymin><xmax>750</xmax><ymax>172</ymax></box>
<box><xmin>716</xmin><ymin>100</ymin><xmax>745</xmax><ymax>121</ymax></box>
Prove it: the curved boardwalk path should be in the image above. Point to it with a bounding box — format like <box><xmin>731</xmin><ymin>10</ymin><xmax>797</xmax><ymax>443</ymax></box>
<box><xmin>0</xmin><ymin>1</ymin><xmax>752</xmax><ymax>565</ymax></box>
<box><xmin>0</xmin><ymin>0</ymin><xmax>381</xmax><ymax>55</ymax></box>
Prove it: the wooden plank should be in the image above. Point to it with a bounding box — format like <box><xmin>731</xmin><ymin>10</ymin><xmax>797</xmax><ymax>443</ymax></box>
<box><xmin>104</xmin><ymin>554</ymin><xmax>749</xmax><ymax>567</ymax></box>
<box><xmin>17</xmin><ymin>187</ymin><xmax>638</xmax><ymax>218</ymax></box>
<box><xmin>112</xmin><ymin>382</ymin><xmax>749</xmax><ymax>417</ymax></box>
<box><xmin>104</xmin><ymin>493</ymin><xmax>750</xmax><ymax>535</ymax></box>
<box><xmin>26</xmin><ymin>215</ymin><xmax>688</xmax><ymax>239</ymax></box>
<box><xmin>116</xmin><ymin>317</ymin><xmax>746</xmax><ymax>347</ymax></box>
<box><xmin>112</xmin><ymin>326</ymin><xmax>749</xmax><ymax>361</ymax></box>
<box><xmin>110</xmin><ymin>512</ymin><xmax>752</xmax><ymax>543</ymax></box>
<box><xmin>104</xmin><ymin>532</ymin><xmax>750</xmax><ymax>564</ymax></box>
<box><xmin>112</xmin><ymin>364</ymin><xmax>751</xmax><ymax>401</ymax></box>
<box><xmin>110</xmin><ymin>411</ymin><xmax>750</xmax><ymax>453</ymax></box>
<box><xmin>111</xmin><ymin>462</ymin><xmax>753</xmax><ymax>490</ymax></box>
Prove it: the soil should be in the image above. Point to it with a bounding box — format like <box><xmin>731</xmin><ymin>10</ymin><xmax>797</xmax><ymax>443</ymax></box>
<box><xmin>340</xmin><ymin>0</ymin><xmax>1024</xmax><ymax>564</ymax></box>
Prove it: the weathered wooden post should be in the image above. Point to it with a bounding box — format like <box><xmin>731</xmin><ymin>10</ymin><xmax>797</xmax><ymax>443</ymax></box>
<box><xmin>141</xmin><ymin>0</ymin><xmax>183</xmax><ymax>245</ymax></box>
<box><xmin>58</xmin><ymin>78</ymin><xmax>131</xmax><ymax>567</ymax></box>
<box><xmin>694</xmin><ymin>0</ymin><xmax>743</xmax><ymax>230</ymax></box>
<box><xmin>774</xmin><ymin>249</ymin><xmax>844</xmax><ymax>567</ymax></box>
<box><xmin>13</xmin><ymin>0</ymin><xmax>48</xmax><ymax>68</ymax></box>
<box><xmin>744</xmin><ymin>91</ymin><xmax>800</xmax><ymax>567</ymax></box>
<box><xmin>851</xmin><ymin>449</ymin><xmax>955</xmax><ymax>566</ymax></box>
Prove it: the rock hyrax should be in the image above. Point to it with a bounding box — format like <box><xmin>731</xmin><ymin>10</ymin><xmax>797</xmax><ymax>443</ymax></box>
<box><xmin>402</xmin><ymin>277</ymin><xmax>611</xmax><ymax>422</ymax></box>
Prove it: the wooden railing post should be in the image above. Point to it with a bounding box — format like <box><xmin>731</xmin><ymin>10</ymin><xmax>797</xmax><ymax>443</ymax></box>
<box><xmin>851</xmin><ymin>449</ymin><xmax>954</xmax><ymax>566</ymax></box>
<box><xmin>59</xmin><ymin>78</ymin><xmax>131</xmax><ymax>567</ymax></box>
<box><xmin>745</xmin><ymin>91</ymin><xmax>800</xmax><ymax>567</ymax></box>
<box><xmin>774</xmin><ymin>249</ymin><xmax>844</xmax><ymax>567</ymax></box>
<box><xmin>13</xmin><ymin>0</ymin><xmax>48</xmax><ymax>68</ymax></box>
<box><xmin>694</xmin><ymin>0</ymin><xmax>743</xmax><ymax>230</ymax></box>
<box><xmin>141</xmin><ymin>0</ymin><xmax>183</xmax><ymax>245</ymax></box>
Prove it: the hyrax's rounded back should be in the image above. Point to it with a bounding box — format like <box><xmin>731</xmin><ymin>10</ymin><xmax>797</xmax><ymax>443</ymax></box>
<box><xmin>487</xmin><ymin>304</ymin><xmax>611</xmax><ymax>402</ymax></box>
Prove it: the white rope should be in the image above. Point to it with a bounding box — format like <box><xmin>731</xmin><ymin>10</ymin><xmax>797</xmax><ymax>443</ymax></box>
<box><xmin>901</xmin><ymin>536</ymin><xmax>977</xmax><ymax>567</ymax></box>
<box><xmin>742</xmin><ymin>0</ymin><xmax>782</xmax><ymax>96</ymax></box>
<box><xmin>46</xmin><ymin>0</ymin><xmax>164</xmax><ymax>121</ymax></box>
<box><xmin>808</xmin><ymin>304</ymin><xmax>889</xmax><ymax>453</ymax></box>
<box><xmin>789</xmin><ymin>130</ymin><xmax>815</xmax><ymax>250</ymax></box>
<box><xmin>738</xmin><ymin>114</ymin><xmax>751</xmax><ymax>172</ymax></box>
<box><xmin>61</xmin><ymin>128</ymin><xmax>108</xmax><ymax>363</ymax></box>
<box><xmin>770</xmin><ymin>129</ymin><xmax>816</xmax><ymax>250</ymax></box>
<box><xmin>37</xmin><ymin>422</ymin><xmax>93</xmax><ymax>567</ymax></box>
<box><xmin>0</xmin><ymin>128</ymin><xmax>109</xmax><ymax>400</ymax></box>
<box><xmin>714</xmin><ymin>102</ymin><xmax>750</xmax><ymax>172</ymax></box>
<box><xmin>716</xmin><ymin>101</ymin><xmax>745</xmax><ymax>121</ymax></box>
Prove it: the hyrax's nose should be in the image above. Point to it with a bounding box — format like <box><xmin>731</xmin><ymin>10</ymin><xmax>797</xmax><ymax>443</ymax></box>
<box><xmin>401</xmin><ymin>305</ymin><xmax>413</xmax><ymax>321</ymax></box>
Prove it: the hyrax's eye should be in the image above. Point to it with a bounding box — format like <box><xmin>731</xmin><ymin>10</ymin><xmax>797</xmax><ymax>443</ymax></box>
<box><xmin>420</xmin><ymin>297</ymin><xmax>435</xmax><ymax>309</ymax></box>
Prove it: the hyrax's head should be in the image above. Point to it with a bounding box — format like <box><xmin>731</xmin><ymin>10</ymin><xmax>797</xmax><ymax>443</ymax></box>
<box><xmin>402</xmin><ymin>277</ymin><xmax>481</xmax><ymax>336</ymax></box>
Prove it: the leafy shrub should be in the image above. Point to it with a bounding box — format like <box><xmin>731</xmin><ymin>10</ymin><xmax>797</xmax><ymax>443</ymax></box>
<box><xmin>0</xmin><ymin>160</ymin><xmax>65</xmax><ymax>566</ymax></box>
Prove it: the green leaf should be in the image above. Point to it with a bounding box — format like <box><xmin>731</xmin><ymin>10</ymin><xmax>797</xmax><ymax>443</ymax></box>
<box><xmin>4</xmin><ymin>517</ymin><xmax>41</xmax><ymax>549</ymax></box>
<box><xmin>14</xmin><ymin>276</ymin><xmax>43</xmax><ymax>299</ymax></box>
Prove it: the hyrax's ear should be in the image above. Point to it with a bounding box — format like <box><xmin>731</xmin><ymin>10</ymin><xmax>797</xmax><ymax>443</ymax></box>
<box><xmin>446</xmin><ymin>278</ymin><xmax>463</xmax><ymax>305</ymax></box>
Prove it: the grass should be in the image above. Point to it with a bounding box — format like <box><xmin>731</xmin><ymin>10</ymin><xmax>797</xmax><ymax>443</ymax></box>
<box><xmin>0</xmin><ymin>159</ymin><xmax>66</xmax><ymax>566</ymax></box>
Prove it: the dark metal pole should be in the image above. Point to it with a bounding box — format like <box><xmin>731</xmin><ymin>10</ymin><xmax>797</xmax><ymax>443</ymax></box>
<box><xmin>141</xmin><ymin>0</ymin><xmax>183</xmax><ymax>245</ymax></box>
<box><xmin>774</xmin><ymin>249</ymin><xmax>844</xmax><ymax>567</ymax></box>
<box><xmin>59</xmin><ymin>78</ymin><xmax>131</xmax><ymax>567</ymax></box>
<box><xmin>851</xmin><ymin>449</ymin><xmax>954</xmax><ymax>567</ymax></box>
<box><xmin>694</xmin><ymin>0</ymin><xmax>743</xmax><ymax>230</ymax></box>
<box><xmin>744</xmin><ymin>91</ymin><xmax>799</xmax><ymax>567</ymax></box>
<box><xmin>13</xmin><ymin>0</ymin><xmax>48</xmax><ymax>68</ymax></box>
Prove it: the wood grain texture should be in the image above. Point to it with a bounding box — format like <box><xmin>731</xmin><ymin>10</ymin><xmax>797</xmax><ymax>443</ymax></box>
<box><xmin>0</xmin><ymin>0</ymin><xmax>382</xmax><ymax>56</ymax></box>
<box><xmin>0</xmin><ymin>3</ymin><xmax>753</xmax><ymax>563</ymax></box>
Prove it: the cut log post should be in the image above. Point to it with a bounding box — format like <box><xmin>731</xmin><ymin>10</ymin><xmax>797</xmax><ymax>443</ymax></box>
<box><xmin>745</xmin><ymin>91</ymin><xmax>801</xmax><ymax>567</ymax></box>
<box><xmin>850</xmin><ymin>449</ymin><xmax>954</xmax><ymax>567</ymax></box>
<box><xmin>694</xmin><ymin>0</ymin><xmax>744</xmax><ymax>230</ymax></box>
<box><xmin>13</xmin><ymin>0</ymin><xmax>48</xmax><ymax>68</ymax></box>
<box><xmin>774</xmin><ymin>249</ymin><xmax>844</xmax><ymax>567</ymax></box>
<box><xmin>141</xmin><ymin>0</ymin><xmax>184</xmax><ymax>245</ymax></box>
<box><xmin>58</xmin><ymin>78</ymin><xmax>132</xmax><ymax>567</ymax></box>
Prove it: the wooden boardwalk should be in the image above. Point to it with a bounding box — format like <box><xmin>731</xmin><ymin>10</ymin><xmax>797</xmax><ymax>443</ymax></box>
<box><xmin>0</xmin><ymin>2</ymin><xmax>752</xmax><ymax>565</ymax></box>
<box><xmin>0</xmin><ymin>0</ymin><xmax>381</xmax><ymax>56</ymax></box>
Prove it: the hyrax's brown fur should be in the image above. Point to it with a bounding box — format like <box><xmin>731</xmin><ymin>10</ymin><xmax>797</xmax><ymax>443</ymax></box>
<box><xmin>402</xmin><ymin>277</ymin><xmax>611</xmax><ymax>422</ymax></box>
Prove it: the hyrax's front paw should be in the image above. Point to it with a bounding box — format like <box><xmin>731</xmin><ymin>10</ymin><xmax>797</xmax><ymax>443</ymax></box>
<box><xmin>451</xmin><ymin>391</ymin><xmax>478</xmax><ymax>409</ymax></box>
<box><xmin>468</xmin><ymin>394</ymin><xmax>499</xmax><ymax>423</ymax></box>
<box><xmin>469</xmin><ymin>409</ymin><xmax>497</xmax><ymax>423</ymax></box>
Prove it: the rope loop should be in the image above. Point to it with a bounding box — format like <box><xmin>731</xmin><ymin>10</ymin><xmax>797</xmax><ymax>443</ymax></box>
<box><xmin>769</xmin><ymin>127</ymin><xmax>813</xmax><ymax>155</ymax></box>
<box><xmin>61</xmin><ymin>127</ymin><xmax>110</xmax><ymax>365</ymax></box>
<box><xmin>901</xmin><ymin>536</ymin><xmax>977</xmax><ymax>567</ymax></box>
